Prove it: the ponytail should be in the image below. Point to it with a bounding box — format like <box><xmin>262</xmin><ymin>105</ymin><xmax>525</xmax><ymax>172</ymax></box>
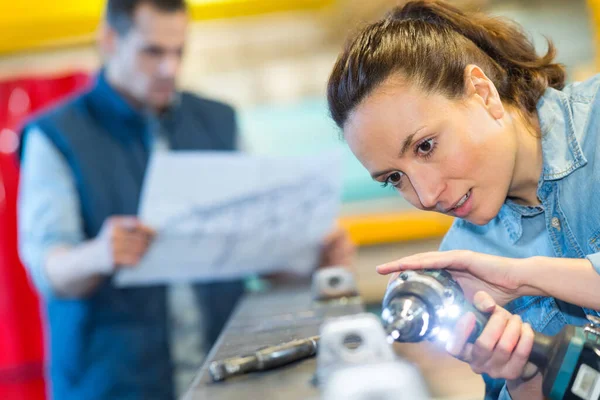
<box><xmin>328</xmin><ymin>0</ymin><xmax>566</xmax><ymax>128</ymax></box>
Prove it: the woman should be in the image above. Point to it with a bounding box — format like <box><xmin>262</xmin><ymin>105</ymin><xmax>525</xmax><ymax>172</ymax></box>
<box><xmin>327</xmin><ymin>1</ymin><xmax>600</xmax><ymax>399</ymax></box>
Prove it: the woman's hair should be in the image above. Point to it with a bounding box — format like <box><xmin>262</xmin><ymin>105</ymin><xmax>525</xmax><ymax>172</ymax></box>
<box><xmin>327</xmin><ymin>0</ymin><xmax>566</xmax><ymax>128</ymax></box>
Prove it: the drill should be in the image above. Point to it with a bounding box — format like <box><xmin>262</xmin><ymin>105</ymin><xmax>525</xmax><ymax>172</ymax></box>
<box><xmin>381</xmin><ymin>269</ymin><xmax>600</xmax><ymax>400</ymax></box>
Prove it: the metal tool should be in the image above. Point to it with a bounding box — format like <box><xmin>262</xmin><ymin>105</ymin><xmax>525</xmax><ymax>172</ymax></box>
<box><xmin>209</xmin><ymin>336</ymin><xmax>320</xmax><ymax>382</ymax></box>
<box><xmin>382</xmin><ymin>269</ymin><xmax>600</xmax><ymax>400</ymax></box>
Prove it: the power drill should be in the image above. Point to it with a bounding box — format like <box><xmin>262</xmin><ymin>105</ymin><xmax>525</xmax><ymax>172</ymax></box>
<box><xmin>381</xmin><ymin>269</ymin><xmax>600</xmax><ymax>400</ymax></box>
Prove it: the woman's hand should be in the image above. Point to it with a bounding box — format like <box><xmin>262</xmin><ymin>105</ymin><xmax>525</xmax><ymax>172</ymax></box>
<box><xmin>377</xmin><ymin>250</ymin><xmax>540</xmax><ymax>306</ymax></box>
<box><xmin>448</xmin><ymin>291</ymin><xmax>542</xmax><ymax>399</ymax></box>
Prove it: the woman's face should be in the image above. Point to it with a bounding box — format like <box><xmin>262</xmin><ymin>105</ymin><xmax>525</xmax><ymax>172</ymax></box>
<box><xmin>344</xmin><ymin>72</ymin><xmax>517</xmax><ymax>225</ymax></box>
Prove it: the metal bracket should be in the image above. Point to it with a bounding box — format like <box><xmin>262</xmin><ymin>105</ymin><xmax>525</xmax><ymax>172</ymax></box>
<box><xmin>322</xmin><ymin>362</ymin><xmax>430</xmax><ymax>400</ymax></box>
<box><xmin>311</xmin><ymin>266</ymin><xmax>359</xmax><ymax>302</ymax></box>
<box><xmin>316</xmin><ymin>313</ymin><xmax>430</xmax><ymax>399</ymax></box>
<box><xmin>316</xmin><ymin>313</ymin><xmax>395</xmax><ymax>382</ymax></box>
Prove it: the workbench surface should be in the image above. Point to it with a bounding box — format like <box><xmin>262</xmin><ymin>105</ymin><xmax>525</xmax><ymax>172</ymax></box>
<box><xmin>182</xmin><ymin>283</ymin><xmax>364</xmax><ymax>400</ymax></box>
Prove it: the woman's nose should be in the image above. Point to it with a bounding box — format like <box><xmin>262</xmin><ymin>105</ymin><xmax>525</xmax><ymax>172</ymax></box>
<box><xmin>411</xmin><ymin>171</ymin><xmax>444</xmax><ymax>210</ymax></box>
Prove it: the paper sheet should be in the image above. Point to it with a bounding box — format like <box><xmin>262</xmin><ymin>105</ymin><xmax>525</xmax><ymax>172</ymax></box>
<box><xmin>115</xmin><ymin>150</ymin><xmax>342</xmax><ymax>287</ymax></box>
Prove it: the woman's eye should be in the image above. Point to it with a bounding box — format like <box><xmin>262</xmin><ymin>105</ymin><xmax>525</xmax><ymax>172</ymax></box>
<box><xmin>417</xmin><ymin>138</ymin><xmax>434</xmax><ymax>155</ymax></box>
<box><xmin>386</xmin><ymin>172</ymin><xmax>403</xmax><ymax>187</ymax></box>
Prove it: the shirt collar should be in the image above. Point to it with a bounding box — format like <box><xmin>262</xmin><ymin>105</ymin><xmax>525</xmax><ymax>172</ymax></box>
<box><xmin>537</xmin><ymin>87</ymin><xmax>587</xmax><ymax>181</ymax></box>
<box><xmin>499</xmin><ymin>200</ymin><xmax>545</xmax><ymax>244</ymax></box>
<box><xmin>88</xmin><ymin>69</ymin><xmax>180</xmax><ymax>144</ymax></box>
<box><xmin>92</xmin><ymin>69</ymin><xmax>146</xmax><ymax>122</ymax></box>
<box><xmin>498</xmin><ymin>86</ymin><xmax>585</xmax><ymax>243</ymax></box>
<box><xmin>92</xmin><ymin>68</ymin><xmax>180</xmax><ymax>122</ymax></box>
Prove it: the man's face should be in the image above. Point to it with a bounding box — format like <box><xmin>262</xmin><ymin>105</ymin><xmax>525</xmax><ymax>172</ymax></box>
<box><xmin>107</xmin><ymin>3</ymin><xmax>188</xmax><ymax>110</ymax></box>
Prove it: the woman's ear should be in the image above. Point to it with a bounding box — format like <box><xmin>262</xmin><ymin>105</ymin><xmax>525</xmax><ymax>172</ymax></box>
<box><xmin>464</xmin><ymin>64</ymin><xmax>504</xmax><ymax>120</ymax></box>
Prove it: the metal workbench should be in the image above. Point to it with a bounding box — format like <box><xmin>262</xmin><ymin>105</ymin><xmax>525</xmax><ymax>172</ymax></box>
<box><xmin>182</xmin><ymin>282</ymin><xmax>364</xmax><ymax>400</ymax></box>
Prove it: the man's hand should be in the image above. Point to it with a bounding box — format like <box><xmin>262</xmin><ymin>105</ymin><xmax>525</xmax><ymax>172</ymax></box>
<box><xmin>318</xmin><ymin>226</ymin><xmax>355</xmax><ymax>269</ymax></box>
<box><xmin>97</xmin><ymin>216</ymin><xmax>156</xmax><ymax>268</ymax></box>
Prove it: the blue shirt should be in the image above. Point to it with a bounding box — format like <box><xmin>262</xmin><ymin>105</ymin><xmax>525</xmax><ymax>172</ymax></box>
<box><xmin>440</xmin><ymin>75</ymin><xmax>600</xmax><ymax>399</ymax></box>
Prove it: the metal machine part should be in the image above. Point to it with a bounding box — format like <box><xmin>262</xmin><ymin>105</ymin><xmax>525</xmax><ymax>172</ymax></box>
<box><xmin>317</xmin><ymin>313</ymin><xmax>430</xmax><ymax>400</ymax></box>
<box><xmin>321</xmin><ymin>362</ymin><xmax>430</xmax><ymax>400</ymax></box>
<box><xmin>209</xmin><ymin>336</ymin><xmax>319</xmax><ymax>382</ymax></box>
<box><xmin>311</xmin><ymin>266</ymin><xmax>359</xmax><ymax>302</ymax></box>
<box><xmin>316</xmin><ymin>313</ymin><xmax>395</xmax><ymax>384</ymax></box>
<box><xmin>381</xmin><ymin>269</ymin><xmax>488</xmax><ymax>343</ymax></box>
<box><xmin>382</xmin><ymin>269</ymin><xmax>600</xmax><ymax>400</ymax></box>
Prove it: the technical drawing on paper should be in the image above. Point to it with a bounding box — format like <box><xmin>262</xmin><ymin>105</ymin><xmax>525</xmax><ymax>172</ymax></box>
<box><xmin>157</xmin><ymin>173</ymin><xmax>338</xmax><ymax>271</ymax></box>
<box><xmin>115</xmin><ymin>150</ymin><xmax>343</xmax><ymax>287</ymax></box>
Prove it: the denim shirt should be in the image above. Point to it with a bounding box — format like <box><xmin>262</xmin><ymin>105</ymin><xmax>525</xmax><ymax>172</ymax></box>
<box><xmin>440</xmin><ymin>74</ymin><xmax>600</xmax><ymax>400</ymax></box>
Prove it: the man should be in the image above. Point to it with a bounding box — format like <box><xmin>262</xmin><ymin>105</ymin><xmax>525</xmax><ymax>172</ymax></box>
<box><xmin>17</xmin><ymin>0</ymin><xmax>354</xmax><ymax>399</ymax></box>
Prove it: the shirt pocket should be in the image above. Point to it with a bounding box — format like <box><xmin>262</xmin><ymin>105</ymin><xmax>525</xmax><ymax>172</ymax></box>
<box><xmin>505</xmin><ymin>296</ymin><xmax>567</xmax><ymax>336</ymax></box>
<box><xmin>589</xmin><ymin>228</ymin><xmax>600</xmax><ymax>253</ymax></box>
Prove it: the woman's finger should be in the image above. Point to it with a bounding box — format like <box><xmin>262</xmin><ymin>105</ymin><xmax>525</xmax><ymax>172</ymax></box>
<box><xmin>482</xmin><ymin>314</ymin><xmax>522</xmax><ymax>377</ymax></box>
<box><xmin>376</xmin><ymin>257</ymin><xmax>424</xmax><ymax>275</ymax></box>
<box><xmin>472</xmin><ymin>291</ymin><xmax>497</xmax><ymax>313</ymax></box>
<box><xmin>470</xmin><ymin>293</ymin><xmax>508</xmax><ymax>369</ymax></box>
<box><xmin>456</xmin><ymin>343</ymin><xmax>474</xmax><ymax>363</ymax></box>
<box><xmin>446</xmin><ymin>312</ymin><xmax>476</xmax><ymax>357</ymax></box>
<box><xmin>377</xmin><ymin>252</ymin><xmax>444</xmax><ymax>274</ymax></box>
<box><xmin>471</xmin><ymin>312</ymin><xmax>509</xmax><ymax>365</ymax></box>
<box><xmin>380</xmin><ymin>251</ymin><xmax>456</xmax><ymax>273</ymax></box>
<box><xmin>376</xmin><ymin>250</ymin><xmax>471</xmax><ymax>275</ymax></box>
<box><xmin>501</xmin><ymin>322</ymin><xmax>536</xmax><ymax>380</ymax></box>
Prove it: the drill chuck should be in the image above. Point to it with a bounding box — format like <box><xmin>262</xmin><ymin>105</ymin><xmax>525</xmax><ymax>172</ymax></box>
<box><xmin>381</xmin><ymin>269</ymin><xmax>488</xmax><ymax>344</ymax></box>
<box><xmin>381</xmin><ymin>269</ymin><xmax>600</xmax><ymax>400</ymax></box>
<box><xmin>383</xmin><ymin>295</ymin><xmax>430</xmax><ymax>342</ymax></box>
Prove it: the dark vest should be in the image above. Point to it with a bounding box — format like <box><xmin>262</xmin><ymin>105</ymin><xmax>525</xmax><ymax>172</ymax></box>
<box><xmin>22</xmin><ymin>72</ymin><xmax>236</xmax><ymax>400</ymax></box>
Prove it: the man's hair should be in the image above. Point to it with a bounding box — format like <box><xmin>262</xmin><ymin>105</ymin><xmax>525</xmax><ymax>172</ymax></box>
<box><xmin>106</xmin><ymin>0</ymin><xmax>187</xmax><ymax>35</ymax></box>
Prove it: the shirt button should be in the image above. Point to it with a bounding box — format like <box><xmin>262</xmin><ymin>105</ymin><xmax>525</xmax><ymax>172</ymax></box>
<box><xmin>551</xmin><ymin>217</ymin><xmax>561</xmax><ymax>230</ymax></box>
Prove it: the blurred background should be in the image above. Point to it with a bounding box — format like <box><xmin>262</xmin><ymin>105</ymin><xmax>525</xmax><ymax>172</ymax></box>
<box><xmin>0</xmin><ymin>0</ymin><xmax>598</xmax><ymax>399</ymax></box>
